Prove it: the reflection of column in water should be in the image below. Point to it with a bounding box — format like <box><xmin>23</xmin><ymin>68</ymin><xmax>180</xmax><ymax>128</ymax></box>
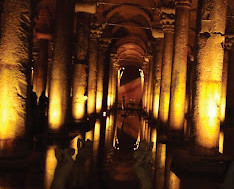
<box><xmin>219</xmin><ymin>131</ymin><xmax>224</xmax><ymax>154</ymax></box>
<box><xmin>85</xmin><ymin>129</ymin><xmax>94</xmax><ymax>141</ymax></box>
<box><xmin>150</xmin><ymin>128</ymin><xmax>157</xmax><ymax>161</ymax></box>
<box><xmin>112</xmin><ymin>121</ymin><xmax>118</xmax><ymax>149</ymax></box>
<box><xmin>155</xmin><ymin>143</ymin><xmax>166</xmax><ymax>189</ymax></box>
<box><xmin>93</xmin><ymin>119</ymin><xmax>101</xmax><ymax>162</ymax></box>
<box><xmin>140</xmin><ymin>119</ymin><xmax>144</xmax><ymax>140</ymax></box>
<box><xmin>70</xmin><ymin>134</ymin><xmax>83</xmax><ymax>160</ymax></box>
<box><xmin>168</xmin><ymin>171</ymin><xmax>180</xmax><ymax>189</ymax></box>
<box><xmin>105</xmin><ymin>114</ymin><xmax>114</xmax><ymax>150</ymax></box>
<box><xmin>45</xmin><ymin>145</ymin><xmax>57</xmax><ymax>189</ymax></box>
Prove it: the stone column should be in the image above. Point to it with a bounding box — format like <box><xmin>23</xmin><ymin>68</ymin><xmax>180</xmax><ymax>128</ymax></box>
<box><xmin>112</xmin><ymin>62</ymin><xmax>120</xmax><ymax>108</ymax></box>
<box><xmin>46</xmin><ymin>41</ymin><xmax>53</xmax><ymax>97</ymax></box>
<box><xmin>48</xmin><ymin>0</ymin><xmax>74</xmax><ymax>130</ymax></box>
<box><xmin>96</xmin><ymin>38</ymin><xmax>111</xmax><ymax>114</ymax></box>
<box><xmin>107</xmin><ymin>55</ymin><xmax>116</xmax><ymax>110</ymax></box>
<box><xmin>142</xmin><ymin>60</ymin><xmax>149</xmax><ymax>111</ymax></box>
<box><xmin>72</xmin><ymin>13</ymin><xmax>90</xmax><ymax>120</ymax></box>
<box><xmin>158</xmin><ymin>7</ymin><xmax>175</xmax><ymax>127</ymax></box>
<box><xmin>169</xmin><ymin>0</ymin><xmax>191</xmax><ymax>132</ymax></box>
<box><xmin>33</xmin><ymin>39</ymin><xmax>48</xmax><ymax>98</ymax></box>
<box><xmin>0</xmin><ymin>0</ymin><xmax>32</xmax><ymax>140</ymax></box>
<box><xmin>221</xmin><ymin>36</ymin><xmax>234</xmax><ymax>125</ymax></box>
<box><xmin>147</xmin><ymin>55</ymin><xmax>153</xmax><ymax>114</ymax></box>
<box><xmin>32</xmin><ymin>48</ymin><xmax>39</xmax><ymax>86</ymax></box>
<box><xmin>152</xmin><ymin>38</ymin><xmax>164</xmax><ymax>120</ymax></box>
<box><xmin>193</xmin><ymin>0</ymin><xmax>227</xmax><ymax>150</ymax></box>
<box><xmin>87</xmin><ymin>21</ymin><xmax>103</xmax><ymax>116</ymax></box>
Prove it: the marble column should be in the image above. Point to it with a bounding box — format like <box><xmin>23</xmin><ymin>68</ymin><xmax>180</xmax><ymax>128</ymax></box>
<box><xmin>193</xmin><ymin>0</ymin><xmax>227</xmax><ymax>150</ymax></box>
<box><xmin>169</xmin><ymin>0</ymin><xmax>191</xmax><ymax>132</ymax></box>
<box><xmin>112</xmin><ymin>62</ymin><xmax>119</xmax><ymax>108</ymax></box>
<box><xmin>48</xmin><ymin>0</ymin><xmax>74</xmax><ymax>130</ymax></box>
<box><xmin>33</xmin><ymin>39</ymin><xmax>48</xmax><ymax>98</ymax></box>
<box><xmin>72</xmin><ymin>13</ymin><xmax>90</xmax><ymax>120</ymax></box>
<box><xmin>96</xmin><ymin>38</ymin><xmax>111</xmax><ymax>114</ymax></box>
<box><xmin>152</xmin><ymin>38</ymin><xmax>164</xmax><ymax>120</ymax></box>
<box><xmin>158</xmin><ymin>7</ymin><xmax>175</xmax><ymax>128</ymax></box>
<box><xmin>87</xmin><ymin>21</ymin><xmax>103</xmax><ymax>115</ymax></box>
<box><xmin>0</xmin><ymin>0</ymin><xmax>32</xmax><ymax>140</ymax></box>
<box><xmin>221</xmin><ymin>36</ymin><xmax>234</xmax><ymax>125</ymax></box>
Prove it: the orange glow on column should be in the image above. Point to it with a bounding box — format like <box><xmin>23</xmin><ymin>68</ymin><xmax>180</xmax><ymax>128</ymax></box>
<box><xmin>195</xmin><ymin>83</ymin><xmax>221</xmax><ymax>149</ymax></box>
<box><xmin>0</xmin><ymin>70</ymin><xmax>24</xmax><ymax>140</ymax></box>
<box><xmin>72</xmin><ymin>96</ymin><xmax>87</xmax><ymax>120</ymax></box>
<box><xmin>85</xmin><ymin>129</ymin><xmax>94</xmax><ymax>141</ymax></box>
<box><xmin>93</xmin><ymin>119</ymin><xmax>101</xmax><ymax>160</ymax></box>
<box><xmin>159</xmin><ymin>92</ymin><xmax>170</xmax><ymax>124</ymax></box>
<box><xmin>48</xmin><ymin>90</ymin><xmax>62</xmax><ymax>130</ymax></box>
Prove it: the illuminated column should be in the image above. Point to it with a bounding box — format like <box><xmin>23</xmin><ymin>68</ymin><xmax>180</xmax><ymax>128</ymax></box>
<box><xmin>152</xmin><ymin>38</ymin><xmax>164</xmax><ymax>119</ymax></box>
<box><xmin>87</xmin><ymin>21</ymin><xmax>103</xmax><ymax>115</ymax></box>
<box><xmin>220</xmin><ymin>36</ymin><xmax>234</xmax><ymax>125</ymax></box>
<box><xmin>72</xmin><ymin>13</ymin><xmax>90</xmax><ymax>120</ymax></box>
<box><xmin>169</xmin><ymin>0</ymin><xmax>191</xmax><ymax>132</ymax></box>
<box><xmin>46</xmin><ymin>41</ymin><xmax>53</xmax><ymax>97</ymax></box>
<box><xmin>48</xmin><ymin>0</ymin><xmax>74</xmax><ymax>130</ymax></box>
<box><xmin>32</xmin><ymin>48</ymin><xmax>39</xmax><ymax>86</ymax></box>
<box><xmin>158</xmin><ymin>7</ymin><xmax>175</xmax><ymax>127</ymax></box>
<box><xmin>112</xmin><ymin>62</ymin><xmax>119</xmax><ymax>108</ymax></box>
<box><xmin>96</xmin><ymin>38</ymin><xmax>111</xmax><ymax>113</ymax></box>
<box><xmin>0</xmin><ymin>0</ymin><xmax>32</xmax><ymax>140</ymax></box>
<box><xmin>147</xmin><ymin>55</ymin><xmax>153</xmax><ymax>114</ymax></box>
<box><xmin>142</xmin><ymin>60</ymin><xmax>149</xmax><ymax>110</ymax></box>
<box><xmin>107</xmin><ymin>55</ymin><xmax>115</xmax><ymax>109</ymax></box>
<box><xmin>33</xmin><ymin>39</ymin><xmax>48</xmax><ymax>98</ymax></box>
<box><xmin>193</xmin><ymin>0</ymin><xmax>227</xmax><ymax>150</ymax></box>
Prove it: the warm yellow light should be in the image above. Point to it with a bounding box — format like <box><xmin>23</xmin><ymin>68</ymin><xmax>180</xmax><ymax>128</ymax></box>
<box><xmin>105</xmin><ymin>114</ymin><xmax>114</xmax><ymax>148</ymax></box>
<box><xmin>170</xmin><ymin>87</ymin><xmax>185</xmax><ymax>130</ymax></box>
<box><xmin>220</xmin><ymin>97</ymin><xmax>226</xmax><ymax>124</ymax></box>
<box><xmin>85</xmin><ymin>130</ymin><xmax>93</xmax><ymax>141</ymax></box>
<box><xmin>151</xmin><ymin>128</ymin><xmax>157</xmax><ymax>153</ymax></box>
<box><xmin>0</xmin><ymin>76</ymin><xmax>20</xmax><ymax>139</ymax></box>
<box><xmin>87</xmin><ymin>93</ymin><xmax>95</xmax><ymax>115</ymax></box>
<box><xmin>219</xmin><ymin>131</ymin><xmax>224</xmax><ymax>154</ymax></box>
<box><xmin>72</xmin><ymin>96</ymin><xmax>87</xmax><ymax>120</ymax></box>
<box><xmin>195</xmin><ymin>83</ymin><xmax>221</xmax><ymax>149</ymax></box>
<box><xmin>160</xmin><ymin>92</ymin><xmax>170</xmax><ymax>124</ymax></box>
<box><xmin>45</xmin><ymin>145</ymin><xmax>57</xmax><ymax>189</ymax></box>
<box><xmin>94</xmin><ymin>120</ymin><xmax>101</xmax><ymax>142</ymax></box>
<box><xmin>153</xmin><ymin>94</ymin><xmax>160</xmax><ymax>119</ymax></box>
<box><xmin>169</xmin><ymin>171</ymin><xmax>180</xmax><ymax>189</ymax></box>
<box><xmin>160</xmin><ymin>144</ymin><xmax>166</xmax><ymax>168</ymax></box>
<box><xmin>96</xmin><ymin>92</ymin><xmax>103</xmax><ymax>113</ymax></box>
<box><xmin>48</xmin><ymin>94</ymin><xmax>62</xmax><ymax>130</ymax></box>
<box><xmin>70</xmin><ymin>134</ymin><xmax>83</xmax><ymax>160</ymax></box>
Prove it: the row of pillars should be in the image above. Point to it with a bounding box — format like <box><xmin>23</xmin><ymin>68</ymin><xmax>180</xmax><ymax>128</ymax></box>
<box><xmin>0</xmin><ymin>0</ymin><xmax>115</xmax><ymax>140</ymax></box>
<box><xmin>143</xmin><ymin>0</ymin><xmax>233</xmax><ymax>152</ymax></box>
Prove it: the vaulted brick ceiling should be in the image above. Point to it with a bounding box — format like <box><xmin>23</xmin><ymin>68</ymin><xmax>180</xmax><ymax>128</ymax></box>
<box><xmin>35</xmin><ymin>0</ymin><xmax>234</xmax><ymax>67</ymax></box>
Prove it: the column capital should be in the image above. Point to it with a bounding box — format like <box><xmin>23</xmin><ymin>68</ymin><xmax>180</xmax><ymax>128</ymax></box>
<box><xmin>225</xmin><ymin>35</ymin><xmax>234</xmax><ymax>51</ymax></box>
<box><xmin>175</xmin><ymin>0</ymin><xmax>192</xmax><ymax>8</ymax></box>
<box><xmin>99</xmin><ymin>38</ymin><xmax>111</xmax><ymax>50</ymax></box>
<box><xmin>160</xmin><ymin>7</ymin><xmax>175</xmax><ymax>32</ymax></box>
<box><xmin>32</xmin><ymin>47</ymin><xmax>39</xmax><ymax>61</ymax></box>
<box><xmin>90</xmin><ymin>22</ymin><xmax>106</xmax><ymax>39</ymax></box>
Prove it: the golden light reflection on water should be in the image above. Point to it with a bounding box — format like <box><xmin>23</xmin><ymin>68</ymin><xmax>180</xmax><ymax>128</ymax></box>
<box><xmin>219</xmin><ymin>131</ymin><xmax>224</xmax><ymax>154</ymax></box>
<box><xmin>45</xmin><ymin>145</ymin><xmax>57</xmax><ymax>189</ymax></box>
<box><xmin>93</xmin><ymin>120</ymin><xmax>101</xmax><ymax>159</ymax></box>
<box><xmin>70</xmin><ymin>134</ymin><xmax>83</xmax><ymax>160</ymax></box>
<box><xmin>169</xmin><ymin>171</ymin><xmax>180</xmax><ymax>189</ymax></box>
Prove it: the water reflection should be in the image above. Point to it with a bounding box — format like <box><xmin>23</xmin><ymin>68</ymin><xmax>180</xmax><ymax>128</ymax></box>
<box><xmin>0</xmin><ymin>110</ymin><xmax>227</xmax><ymax>189</ymax></box>
<box><xmin>45</xmin><ymin>145</ymin><xmax>57</xmax><ymax>189</ymax></box>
